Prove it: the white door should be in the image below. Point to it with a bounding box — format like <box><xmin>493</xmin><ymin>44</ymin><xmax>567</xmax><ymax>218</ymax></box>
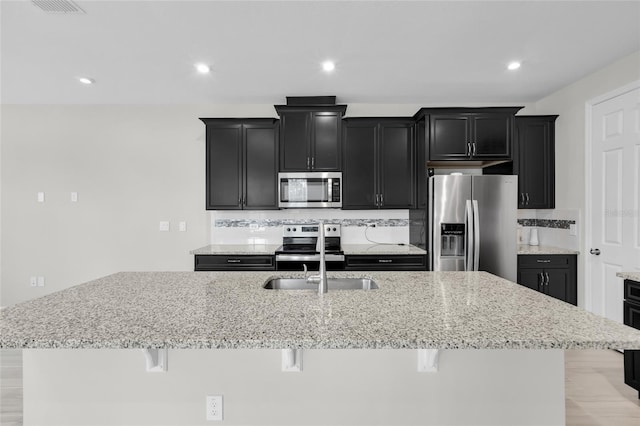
<box><xmin>589</xmin><ymin>84</ymin><xmax>640</xmax><ymax>323</ymax></box>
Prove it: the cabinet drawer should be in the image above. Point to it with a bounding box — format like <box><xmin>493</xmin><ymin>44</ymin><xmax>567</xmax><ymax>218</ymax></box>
<box><xmin>625</xmin><ymin>280</ymin><xmax>640</xmax><ymax>305</ymax></box>
<box><xmin>345</xmin><ymin>255</ymin><xmax>426</xmax><ymax>271</ymax></box>
<box><xmin>195</xmin><ymin>255</ymin><xmax>275</xmax><ymax>271</ymax></box>
<box><xmin>518</xmin><ymin>255</ymin><xmax>572</xmax><ymax>268</ymax></box>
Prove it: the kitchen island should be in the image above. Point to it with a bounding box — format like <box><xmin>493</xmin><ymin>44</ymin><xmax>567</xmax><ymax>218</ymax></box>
<box><xmin>2</xmin><ymin>271</ymin><xmax>640</xmax><ymax>425</ymax></box>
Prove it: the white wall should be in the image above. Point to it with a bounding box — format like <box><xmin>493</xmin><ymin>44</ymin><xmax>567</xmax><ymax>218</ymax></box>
<box><xmin>530</xmin><ymin>50</ymin><xmax>640</xmax><ymax>307</ymax></box>
<box><xmin>23</xmin><ymin>349</ymin><xmax>565</xmax><ymax>426</ymax></box>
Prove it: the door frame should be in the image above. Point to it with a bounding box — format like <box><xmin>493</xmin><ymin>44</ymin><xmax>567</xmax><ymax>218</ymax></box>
<box><xmin>584</xmin><ymin>79</ymin><xmax>640</xmax><ymax>313</ymax></box>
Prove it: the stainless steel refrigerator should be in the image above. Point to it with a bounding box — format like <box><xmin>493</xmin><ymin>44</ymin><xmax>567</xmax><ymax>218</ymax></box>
<box><xmin>428</xmin><ymin>174</ymin><xmax>517</xmax><ymax>282</ymax></box>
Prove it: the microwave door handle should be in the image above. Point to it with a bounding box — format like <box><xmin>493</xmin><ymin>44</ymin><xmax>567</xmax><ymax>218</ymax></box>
<box><xmin>465</xmin><ymin>200</ymin><xmax>473</xmax><ymax>271</ymax></box>
<box><xmin>328</xmin><ymin>178</ymin><xmax>332</xmax><ymax>202</ymax></box>
<box><xmin>472</xmin><ymin>200</ymin><xmax>480</xmax><ymax>271</ymax></box>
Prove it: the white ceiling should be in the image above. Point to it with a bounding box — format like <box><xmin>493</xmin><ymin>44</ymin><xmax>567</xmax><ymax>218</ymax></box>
<box><xmin>1</xmin><ymin>0</ymin><xmax>639</xmax><ymax>105</ymax></box>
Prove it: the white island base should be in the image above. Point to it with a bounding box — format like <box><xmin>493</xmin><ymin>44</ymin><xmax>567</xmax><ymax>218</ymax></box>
<box><xmin>24</xmin><ymin>348</ymin><xmax>565</xmax><ymax>425</ymax></box>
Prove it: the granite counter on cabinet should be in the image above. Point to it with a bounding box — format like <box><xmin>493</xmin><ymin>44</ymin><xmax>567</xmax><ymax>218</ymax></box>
<box><xmin>618</xmin><ymin>272</ymin><xmax>640</xmax><ymax>282</ymax></box>
<box><xmin>342</xmin><ymin>244</ymin><xmax>427</xmax><ymax>255</ymax></box>
<box><xmin>190</xmin><ymin>244</ymin><xmax>281</xmax><ymax>255</ymax></box>
<box><xmin>2</xmin><ymin>271</ymin><xmax>640</xmax><ymax>350</ymax></box>
<box><xmin>517</xmin><ymin>244</ymin><xmax>580</xmax><ymax>255</ymax></box>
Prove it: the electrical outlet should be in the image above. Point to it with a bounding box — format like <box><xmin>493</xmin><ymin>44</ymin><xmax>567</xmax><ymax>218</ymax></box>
<box><xmin>569</xmin><ymin>224</ymin><xmax>577</xmax><ymax>236</ymax></box>
<box><xmin>179</xmin><ymin>221</ymin><xmax>187</xmax><ymax>232</ymax></box>
<box><xmin>71</xmin><ymin>192</ymin><xmax>79</xmax><ymax>202</ymax></box>
<box><xmin>366</xmin><ymin>222</ymin><xmax>376</xmax><ymax>228</ymax></box>
<box><xmin>159</xmin><ymin>221</ymin><xmax>170</xmax><ymax>232</ymax></box>
<box><xmin>206</xmin><ymin>395</ymin><xmax>223</xmax><ymax>421</ymax></box>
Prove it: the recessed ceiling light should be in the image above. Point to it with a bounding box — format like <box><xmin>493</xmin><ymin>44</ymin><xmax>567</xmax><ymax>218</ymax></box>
<box><xmin>78</xmin><ymin>77</ymin><xmax>94</xmax><ymax>85</ymax></box>
<box><xmin>322</xmin><ymin>61</ymin><xmax>335</xmax><ymax>72</ymax></box>
<box><xmin>507</xmin><ymin>61</ymin><xmax>521</xmax><ymax>71</ymax></box>
<box><xmin>195</xmin><ymin>63</ymin><xmax>211</xmax><ymax>74</ymax></box>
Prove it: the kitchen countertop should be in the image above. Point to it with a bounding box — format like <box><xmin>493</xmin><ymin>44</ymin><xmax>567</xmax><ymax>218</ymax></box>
<box><xmin>2</xmin><ymin>271</ymin><xmax>639</xmax><ymax>350</ymax></box>
<box><xmin>617</xmin><ymin>272</ymin><xmax>640</xmax><ymax>282</ymax></box>
<box><xmin>190</xmin><ymin>244</ymin><xmax>281</xmax><ymax>255</ymax></box>
<box><xmin>190</xmin><ymin>243</ymin><xmax>427</xmax><ymax>256</ymax></box>
<box><xmin>517</xmin><ymin>245</ymin><xmax>580</xmax><ymax>255</ymax></box>
<box><xmin>341</xmin><ymin>244</ymin><xmax>427</xmax><ymax>255</ymax></box>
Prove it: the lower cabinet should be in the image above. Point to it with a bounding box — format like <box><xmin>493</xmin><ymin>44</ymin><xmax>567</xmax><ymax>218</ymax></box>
<box><xmin>345</xmin><ymin>254</ymin><xmax>427</xmax><ymax>271</ymax></box>
<box><xmin>516</xmin><ymin>255</ymin><xmax>577</xmax><ymax>305</ymax></box>
<box><xmin>195</xmin><ymin>255</ymin><xmax>275</xmax><ymax>271</ymax></box>
<box><xmin>624</xmin><ymin>279</ymin><xmax>640</xmax><ymax>398</ymax></box>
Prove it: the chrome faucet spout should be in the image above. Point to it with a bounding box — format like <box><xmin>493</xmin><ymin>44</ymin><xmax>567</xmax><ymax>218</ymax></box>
<box><xmin>306</xmin><ymin>222</ymin><xmax>328</xmax><ymax>294</ymax></box>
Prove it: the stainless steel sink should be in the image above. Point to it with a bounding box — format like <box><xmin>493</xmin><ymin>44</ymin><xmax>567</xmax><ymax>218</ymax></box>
<box><xmin>263</xmin><ymin>277</ymin><xmax>378</xmax><ymax>290</ymax></box>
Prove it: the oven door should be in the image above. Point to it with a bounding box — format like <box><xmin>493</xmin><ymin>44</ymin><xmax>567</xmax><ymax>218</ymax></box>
<box><xmin>278</xmin><ymin>172</ymin><xmax>342</xmax><ymax>208</ymax></box>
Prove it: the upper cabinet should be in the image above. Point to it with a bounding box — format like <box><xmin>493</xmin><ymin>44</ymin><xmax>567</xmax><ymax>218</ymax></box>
<box><xmin>342</xmin><ymin>118</ymin><xmax>416</xmax><ymax>209</ymax></box>
<box><xmin>201</xmin><ymin>118</ymin><xmax>279</xmax><ymax>210</ymax></box>
<box><xmin>414</xmin><ymin>107</ymin><xmax>522</xmax><ymax>164</ymax></box>
<box><xmin>275</xmin><ymin>104</ymin><xmax>347</xmax><ymax>171</ymax></box>
<box><xmin>515</xmin><ymin>115</ymin><xmax>557</xmax><ymax>209</ymax></box>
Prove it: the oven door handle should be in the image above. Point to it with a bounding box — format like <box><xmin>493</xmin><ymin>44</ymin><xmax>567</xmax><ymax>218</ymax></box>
<box><xmin>276</xmin><ymin>254</ymin><xmax>345</xmax><ymax>262</ymax></box>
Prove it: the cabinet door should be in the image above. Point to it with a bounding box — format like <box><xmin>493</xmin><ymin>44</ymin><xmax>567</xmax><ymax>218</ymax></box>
<box><xmin>429</xmin><ymin>115</ymin><xmax>470</xmax><ymax>159</ymax></box>
<box><xmin>545</xmin><ymin>269</ymin><xmax>570</xmax><ymax>303</ymax></box>
<box><xmin>206</xmin><ymin>125</ymin><xmax>242</xmax><ymax>210</ymax></box>
<box><xmin>472</xmin><ymin>114</ymin><xmax>512</xmax><ymax>159</ymax></box>
<box><xmin>518</xmin><ymin>269</ymin><xmax>542</xmax><ymax>292</ymax></box>
<box><xmin>416</xmin><ymin>119</ymin><xmax>428</xmax><ymax>208</ymax></box>
<box><xmin>244</xmin><ymin>123</ymin><xmax>279</xmax><ymax>209</ymax></box>
<box><xmin>280</xmin><ymin>112</ymin><xmax>310</xmax><ymax>171</ymax></box>
<box><xmin>312</xmin><ymin>112</ymin><xmax>341</xmax><ymax>171</ymax></box>
<box><xmin>379</xmin><ymin>122</ymin><xmax>415</xmax><ymax>208</ymax></box>
<box><xmin>517</xmin><ymin>117</ymin><xmax>555</xmax><ymax>209</ymax></box>
<box><xmin>342</xmin><ymin>121</ymin><xmax>378</xmax><ymax>209</ymax></box>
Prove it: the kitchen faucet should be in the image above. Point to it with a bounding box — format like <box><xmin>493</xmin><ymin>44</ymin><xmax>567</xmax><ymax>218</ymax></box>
<box><xmin>306</xmin><ymin>222</ymin><xmax>328</xmax><ymax>294</ymax></box>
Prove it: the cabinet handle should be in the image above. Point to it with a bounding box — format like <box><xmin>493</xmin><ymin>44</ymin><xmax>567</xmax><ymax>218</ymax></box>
<box><xmin>467</xmin><ymin>142</ymin><xmax>472</xmax><ymax>157</ymax></box>
<box><xmin>378</xmin><ymin>259</ymin><xmax>393</xmax><ymax>263</ymax></box>
<box><xmin>538</xmin><ymin>272</ymin><xmax>544</xmax><ymax>291</ymax></box>
<box><xmin>536</xmin><ymin>259</ymin><xmax>551</xmax><ymax>263</ymax></box>
<box><xmin>307</xmin><ymin>157</ymin><xmax>310</xmax><ymax>168</ymax></box>
<box><xmin>520</xmin><ymin>193</ymin><xmax>525</xmax><ymax>205</ymax></box>
<box><xmin>380</xmin><ymin>194</ymin><xmax>384</xmax><ymax>206</ymax></box>
<box><xmin>227</xmin><ymin>259</ymin><xmax>241</xmax><ymax>263</ymax></box>
<box><xmin>311</xmin><ymin>157</ymin><xmax>315</xmax><ymax>169</ymax></box>
<box><xmin>472</xmin><ymin>142</ymin><xmax>477</xmax><ymax>156</ymax></box>
<box><xmin>545</xmin><ymin>272</ymin><xmax>550</xmax><ymax>287</ymax></box>
<box><xmin>525</xmin><ymin>193</ymin><xmax>530</xmax><ymax>206</ymax></box>
<box><xmin>375</xmin><ymin>194</ymin><xmax>380</xmax><ymax>206</ymax></box>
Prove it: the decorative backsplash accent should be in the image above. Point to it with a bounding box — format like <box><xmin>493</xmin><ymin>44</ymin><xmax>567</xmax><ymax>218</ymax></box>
<box><xmin>517</xmin><ymin>219</ymin><xmax>575</xmax><ymax>229</ymax></box>
<box><xmin>214</xmin><ymin>219</ymin><xmax>409</xmax><ymax>228</ymax></box>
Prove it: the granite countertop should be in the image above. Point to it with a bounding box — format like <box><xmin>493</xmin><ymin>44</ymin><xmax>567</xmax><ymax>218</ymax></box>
<box><xmin>517</xmin><ymin>245</ymin><xmax>580</xmax><ymax>255</ymax></box>
<box><xmin>2</xmin><ymin>271</ymin><xmax>640</xmax><ymax>350</ymax></box>
<box><xmin>190</xmin><ymin>244</ymin><xmax>281</xmax><ymax>255</ymax></box>
<box><xmin>190</xmin><ymin>244</ymin><xmax>427</xmax><ymax>256</ymax></box>
<box><xmin>618</xmin><ymin>272</ymin><xmax>640</xmax><ymax>282</ymax></box>
<box><xmin>341</xmin><ymin>244</ymin><xmax>427</xmax><ymax>255</ymax></box>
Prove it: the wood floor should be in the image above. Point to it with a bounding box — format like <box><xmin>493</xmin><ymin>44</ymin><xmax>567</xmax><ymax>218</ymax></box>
<box><xmin>0</xmin><ymin>350</ymin><xmax>23</xmax><ymax>426</ymax></box>
<box><xmin>1</xmin><ymin>349</ymin><xmax>639</xmax><ymax>425</ymax></box>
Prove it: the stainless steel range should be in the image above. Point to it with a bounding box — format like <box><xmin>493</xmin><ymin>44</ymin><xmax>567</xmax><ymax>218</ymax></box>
<box><xmin>275</xmin><ymin>224</ymin><xmax>344</xmax><ymax>271</ymax></box>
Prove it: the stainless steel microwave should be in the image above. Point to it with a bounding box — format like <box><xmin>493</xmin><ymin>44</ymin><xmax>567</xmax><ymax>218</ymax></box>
<box><xmin>278</xmin><ymin>172</ymin><xmax>342</xmax><ymax>208</ymax></box>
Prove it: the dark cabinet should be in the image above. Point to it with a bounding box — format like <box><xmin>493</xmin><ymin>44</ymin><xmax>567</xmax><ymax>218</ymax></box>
<box><xmin>201</xmin><ymin>119</ymin><xmax>279</xmax><ymax>210</ymax></box>
<box><xmin>345</xmin><ymin>254</ymin><xmax>426</xmax><ymax>271</ymax></box>
<box><xmin>414</xmin><ymin>108</ymin><xmax>521</xmax><ymax>161</ymax></box>
<box><xmin>195</xmin><ymin>255</ymin><xmax>275</xmax><ymax>271</ymax></box>
<box><xmin>275</xmin><ymin>105</ymin><xmax>347</xmax><ymax>171</ymax></box>
<box><xmin>624</xmin><ymin>279</ymin><xmax>640</xmax><ymax>398</ymax></box>
<box><xmin>515</xmin><ymin>116</ymin><xmax>557</xmax><ymax>209</ymax></box>
<box><xmin>517</xmin><ymin>254</ymin><xmax>577</xmax><ymax>305</ymax></box>
<box><xmin>342</xmin><ymin>118</ymin><xmax>415</xmax><ymax>209</ymax></box>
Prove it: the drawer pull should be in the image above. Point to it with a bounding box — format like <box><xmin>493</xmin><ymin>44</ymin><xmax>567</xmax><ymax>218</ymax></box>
<box><xmin>227</xmin><ymin>259</ymin><xmax>241</xmax><ymax>263</ymax></box>
<box><xmin>378</xmin><ymin>259</ymin><xmax>393</xmax><ymax>263</ymax></box>
<box><xmin>536</xmin><ymin>259</ymin><xmax>551</xmax><ymax>263</ymax></box>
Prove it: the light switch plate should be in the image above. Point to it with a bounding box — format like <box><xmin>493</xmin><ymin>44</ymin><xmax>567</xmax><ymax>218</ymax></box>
<box><xmin>37</xmin><ymin>192</ymin><xmax>45</xmax><ymax>203</ymax></box>
<box><xmin>159</xmin><ymin>221</ymin><xmax>170</xmax><ymax>232</ymax></box>
<box><xmin>71</xmin><ymin>192</ymin><xmax>78</xmax><ymax>202</ymax></box>
<box><xmin>179</xmin><ymin>221</ymin><xmax>187</xmax><ymax>232</ymax></box>
<box><xmin>569</xmin><ymin>224</ymin><xmax>577</xmax><ymax>236</ymax></box>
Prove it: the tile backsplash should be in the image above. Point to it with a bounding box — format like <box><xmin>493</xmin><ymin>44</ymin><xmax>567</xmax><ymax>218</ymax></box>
<box><xmin>210</xmin><ymin>210</ymin><xmax>410</xmax><ymax>245</ymax></box>
<box><xmin>517</xmin><ymin>209</ymin><xmax>580</xmax><ymax>251</ymax></box>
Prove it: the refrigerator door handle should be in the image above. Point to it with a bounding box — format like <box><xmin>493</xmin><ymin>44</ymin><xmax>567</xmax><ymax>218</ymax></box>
<box><xmin>465</xmin><ymin>200</ymin><xmax>474</xmax><ymax>271</ymax></box>
<box><xmin>472</xmin><ymin>200</ymin><xmax>480</xmax><ymax>271</ymax></box>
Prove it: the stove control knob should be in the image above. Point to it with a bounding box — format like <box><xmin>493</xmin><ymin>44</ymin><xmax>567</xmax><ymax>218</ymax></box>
<box><xmin>293</xmin><ymin>227</ymin><xmax>297</xmax><ymax>232</ymax></box>
<box><xmin>326</xmin><ymin>227</ymin><xmax>330</xmax><ymax>232</ymax></box>
<box><xmin>286</xmin><ymin>228</ymin><xmax>291</xmax><ymax>232</ymax></box>
<box><xmin>332</xmin><ymin>227</ymin><xmax>337</xmax><ymax>232</ymax></box>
